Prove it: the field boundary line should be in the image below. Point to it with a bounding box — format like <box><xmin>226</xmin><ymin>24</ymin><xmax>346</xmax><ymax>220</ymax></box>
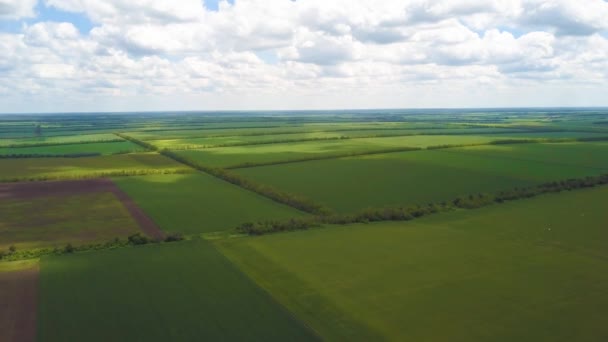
<box><xmin>235</xmin><ymin>173</ymin><xmax>608</xmax><ymax>236</ymax></box>
<box><xmin>115</xmin><ymin>133</ymin><xmax>331</xmax><ymax>215</ymax></box>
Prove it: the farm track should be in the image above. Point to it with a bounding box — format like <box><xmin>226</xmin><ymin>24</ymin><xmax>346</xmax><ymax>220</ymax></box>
<box><xmin>0</xmin><ymin>179</ymin><xmax>166</xmax><ymax>240</ymax></box>
<box><xmin>0</xmin><ymin>265</ymin><xmax>39</xmax><ymax>342</ymax></box>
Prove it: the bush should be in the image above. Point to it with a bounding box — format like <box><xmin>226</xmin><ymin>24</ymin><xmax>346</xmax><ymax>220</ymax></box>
<box><xmin>128</xmin><ymin>233</ymin><xmax>150</xmax><ymax>245</ymax></box>
<box><xmin>64</xmin><ymin>243</ymin><xmax>75</xmax><ymax>254</ymax></box>
<box><xmin>164</xmin><ymin>233</ymin><xmax>184</xmax><ymax>242</ymax></box>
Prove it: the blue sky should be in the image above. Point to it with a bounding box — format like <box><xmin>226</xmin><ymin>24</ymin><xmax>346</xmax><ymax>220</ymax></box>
<box><xmin>0</xmin><ymin>0</ymin><xmax>607</xmax><ymax>113</ymax></box>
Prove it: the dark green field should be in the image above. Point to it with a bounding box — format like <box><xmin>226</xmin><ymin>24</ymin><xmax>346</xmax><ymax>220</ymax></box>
<box><xmin>38</xmin><ymin>240</ymin><xmax>316</xmax><ymax>341</ymax></box>
<box><xmin>114</xmin><ymin>173</ymin><xmax>308</xmax><ymax>235</ymax></box>
<box><xmin>0</xmin><ymin>141</ymin><xmax>144</xmax><ymax>156</ymax></box>
<box><xmin>236</xmin><ymin>143</ymin><xmax>607</xmax><ymax>212</ymax></box>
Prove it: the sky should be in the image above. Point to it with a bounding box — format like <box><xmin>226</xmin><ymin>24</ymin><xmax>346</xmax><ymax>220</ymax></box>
<box><xmin>0</xmin><ymin>0</ymin><xmax>607</xmax><ymax>113</ymax></box>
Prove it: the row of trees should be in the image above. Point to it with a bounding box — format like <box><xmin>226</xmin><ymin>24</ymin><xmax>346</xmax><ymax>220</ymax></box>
<box><xmin>161</xmin><ymin>150</ymin><xmax>333</xmax><ymax>215</ymax></box>
<box><xmin>114</xmin><ymin>133</ymin><xmax>159</xmax><ymax>151</ymax></box>
<box><xmin>237</xmin><ymin>173</ymin><xmax>608</xmax><ymax>236</ymax></box>
<box><xmin>0</xmin><ymin>234</ymin><xmax>184</xmax><ymax>262</ymax></box>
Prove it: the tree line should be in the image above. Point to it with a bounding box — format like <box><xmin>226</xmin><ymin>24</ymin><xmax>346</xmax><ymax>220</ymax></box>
<box><xmin>160</xmin><ymin>150</ymin><xmax>333</xmax><ymax>215</ymax></box>
<box><xmin>236</xmin><ymin>173</ymin><xmax>608</xmax><ymax>236</ymax></box>
<box><xmin>0</xmin><ymin>233</ymin><xmax>184</xmax><ymax>262</ymax></box>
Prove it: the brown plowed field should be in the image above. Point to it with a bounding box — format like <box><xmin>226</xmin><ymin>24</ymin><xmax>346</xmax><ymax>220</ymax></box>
<box><xmin>0</xmin><ymin>264</ymin><xmax>39</xmax><ymax>342</ymax></box>
<box><xmin>0</xmin><ymin>179</ymin><xmax>165</xmax><ymax>240</ymax></box>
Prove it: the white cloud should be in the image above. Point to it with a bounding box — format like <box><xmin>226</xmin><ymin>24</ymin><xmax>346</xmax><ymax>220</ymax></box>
<box><xmin>0</xmin><ymin>0</ymin><xmax>607</xmax><ymax>112</ymax></box>
<box><xmin>0</xmin><ymin>0</ymin><xmax>37</xmax><ymax>19</ymax></box>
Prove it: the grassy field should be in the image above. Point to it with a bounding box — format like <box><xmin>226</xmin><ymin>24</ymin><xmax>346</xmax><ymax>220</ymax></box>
<box><xmin>0</xmin><ymin>192</ymin><xmax>141</xmax><ymax>250</ymax></box>
<box><xmin>446</xmin><ymin>142</ymin><xmax>608</xmax><ymax>170</ymax></box>
<box><xmin>174</xmin><ymin>134</ymin><xmax>515</xmax><ymax>168</ymax></box>
<box><xmin>0</xmin><ymin>133</ymin><xmax>121</xmax><ymax>146</ymax></box>
<box><xmin>218</xmin><ymin>186</ymin><xmax>608</xmax><ymax>341</ymax></box>
<box><xmin>0</xmin><ymin>153</ymin><xmax>191</xmax><ymax>181</ymax></box>
<box><xmin>38</xmin><ymin>240</ymin><xmax>317</xmax><ymax>341</ymax></box>
<box><xmin>0</xmin><ymin>141</ymin><xmax>144</xmax><ymax>155</ymax></box>
<box><xmin>113</xmin><ymin>173</ymin><xmax>308</xmax><ymax>235</ymax></box>
<box><xmin>236</xmin><ymin>144</ymin><xmax>604</xmax><ymax>212</ymax></box>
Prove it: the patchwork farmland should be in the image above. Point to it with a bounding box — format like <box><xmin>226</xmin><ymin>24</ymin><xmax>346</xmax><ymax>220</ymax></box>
<box><xmin>2</xmin><ymin>109</ymin><xmax>608</xmax><ymax>341</ymax></box>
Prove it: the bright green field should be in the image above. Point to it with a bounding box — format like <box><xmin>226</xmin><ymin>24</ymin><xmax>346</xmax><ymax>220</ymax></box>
<box><xmin>0</xmin><ymin>141</ymin><xmax>143</xmax><ymax>156</ymax></box>
<box><xmin>236</xmin><ymin>144</ymin><xmax>604</xmax><ymax>212</ymax></box>
<box><xmin>113</xmin><ymin>173</ymin><xmax>307</xmax><ymax>235</ymax></box>
<box><xmin>0</xmin><ymin>192</ymin><xmax>140</xmax><ymax>250</ymax></box>
<box><xmin>127</xmin><ymin>122</ymin><xmax>447</xmax><ymax>141</ymax></box>
<box><xmin>38</xmin><ymin>240</ymin><xmax>317</xmax><ymax>341</ymax></box>
<box><xmin>146</xmin><ymin>128</ymin><xmax>534</xmax><ymax>149</ymax></box>
<box><xmin>0</xmin><ymin>133</ymin><xmax>120</xmax><ymax>147</ymax></box>
<box><xmin>0</xmin><ymin>153</ymin><xmax>190</xmax><ymax>181</ymax></box>
<box><xmin>174</xmin><ymin>135</ymin><xmax>512</xmax><ymax>168</ymax></box>
<box><xmin>218</xmin><ymin>186</ymin><xmax>608</xmax><ymax>341</ymax></box>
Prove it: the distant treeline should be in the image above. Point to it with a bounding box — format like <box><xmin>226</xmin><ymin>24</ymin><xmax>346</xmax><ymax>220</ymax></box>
<box><xmin>0</xmin><ymin>168</ymin><xmax>192</xmax><ymax>183</ymax></box>
<box><xmin>161</xmin><ymin>150</ymin><xmax>333</xmax><ymax>215</ymax></box>
<box><xmin>0</xmin><ymin>138</ymin><xmax>125</xmax><ymax>149</ymax></box>
<box><xmin>236</xmin><ymin>173</ymin><xmax>608</xmax><ymax>236</ymax></box>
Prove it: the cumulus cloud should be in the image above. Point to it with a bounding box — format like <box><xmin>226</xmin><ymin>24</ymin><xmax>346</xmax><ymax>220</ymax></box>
<box><xmin>0</xmin><ymin>0</ymin><xmax>37</xmax><ymax>19</ymax></box>
<box><xmin>0</xmin><ymin>0</ymin><xmax>607</xmax><ymax>112</ymax></box>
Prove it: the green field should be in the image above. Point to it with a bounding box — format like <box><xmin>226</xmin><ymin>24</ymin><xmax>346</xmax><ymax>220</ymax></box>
<box><xmin>0</xmin><ymin>192</ymin><xmax>141</xmax><ymax>250</ymax></box>
<box><xmin>0</xmin><ymin>133</ymin><xmax>121</xmax><ymax>146</ymax></box>
<box><xmin>174</xmin><ymin>134</ymin><xmax>516</xmax><ymax>168</ymax></box>
<box><xmin>218</xmin><ymin>187</ymin><xmax>608</xmax><ymax>341</ymax></box>
<box><xmin>38</xmin><ymin>240</ymin><xmax>317</xmax><ymax>341</ymax></box>
<box><xmin>447</xmin><ymin>142</ymin><xmax>608</xmax><ymax>170</ymax></box>
<box><xmin>0</xmin><ymin>141</ymin><xmax>144</xmax><ymax>156</ymax></box>
<box><xmin>236</xmin><ymin>144</ymin><xmax>605</xmax><ymax>212</ymax></box>
<box><xmin>114</xmin><ymin>173</ymin><xmax>308</xmax><ymax>235</ymax></box>
<box><xmin>0</xmin><ymin>153</ymin><xmax>191</xmax><ymax>181</ymax></box>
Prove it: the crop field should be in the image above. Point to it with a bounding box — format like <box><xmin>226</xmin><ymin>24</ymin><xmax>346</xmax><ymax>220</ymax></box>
<box><xmin>218</xmin><ymin>187</ymin><xmax>608</xmax><ymax>341</ymax></box>
<box><xmin>0</xmin><ymin>133</ymin><xmax>121</xmax><ymax>146</ymax></box>
<box><xmin>114</xmin><ymin>173</ymin><xmax>308</xmax><ymax>235</ymax></box>
<box><xmin>0</xmin><ymin>179</ymin><xmax>163</xmax><ymax>250</ymax></box>
<box><xmin>235</xmin><ymin>143</ymin><xmax>607</xmax><ymax>212</ymax></box>
<box><xmin>0</xmin><ymin>260</ymin><xmax>39</xmax><ymax>342</ymax></box>
<box><xmin>0</xmin><ymin>141</ymin><xmax>144</xmax><ymax>156</ymax></box>
<box><xmin>1</xmin><ymin>109</ymin><xmax>608</xmax><ymax>341</ymax></box>
<box><xmin>0</xmin><ymin>153</ymin><xmax>191</xmax><ymax>181</ymax></box>
<box><xmin>38</xmin><ymin>240</ymin><xmax>317</xmax><ymax>341</ymax></box>
<box><xmin>173</xmin><ymin>134</ymin><xmax>522</xmax><ymax>168</ymax></box>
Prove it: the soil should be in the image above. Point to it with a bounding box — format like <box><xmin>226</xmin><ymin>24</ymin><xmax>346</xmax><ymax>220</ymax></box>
<box><xmin>0</xmin><ymin>179</ymin><xmax>165</xmax><ymax>240</ymax></box>
<box><xmin>0</xmin><ymin>265</ymin><xmax>39</xmax><ymax>342</ymax></box>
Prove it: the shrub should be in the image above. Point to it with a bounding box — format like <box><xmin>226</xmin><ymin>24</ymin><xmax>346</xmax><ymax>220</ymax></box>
<box><xmin>128</xmin><ymin>233</ymin><xmax>150</xmax><ymax>245</ymax></box>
